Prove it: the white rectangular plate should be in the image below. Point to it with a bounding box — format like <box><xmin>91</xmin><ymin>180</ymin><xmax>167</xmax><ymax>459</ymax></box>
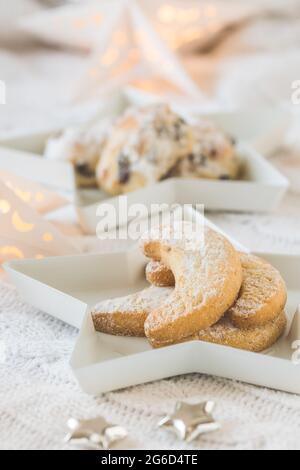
<box><xmin>4</xmin><ymin>210</ymin><xmax>300</xmax><ymax>396</ymax></box>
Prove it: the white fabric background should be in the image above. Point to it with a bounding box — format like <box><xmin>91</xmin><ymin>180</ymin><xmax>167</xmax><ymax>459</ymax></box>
<box><xmin>0</xmin><ymin>1</ymin><xmax>300</xmax><ymax>450</ymax></box>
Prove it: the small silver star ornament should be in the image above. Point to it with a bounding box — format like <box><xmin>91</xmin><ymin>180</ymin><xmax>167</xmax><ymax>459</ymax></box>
<box><xmin>65</xmin><ymin>416</ymin><xmax>128</xmax><ymax>449</ymax></box>
<box><xmin>158</xmin><ymin>400</ymin><xmax>221</xmax><ymax>442</ymax></box>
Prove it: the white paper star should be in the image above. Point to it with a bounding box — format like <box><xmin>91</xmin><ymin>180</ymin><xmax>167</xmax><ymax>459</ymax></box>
<box><xmin>19</xmin><ymin>0</ymin><xmax>271</xmax><ymax>54</ymax></box>
<box><xmin>19</xmin><ymin>0</ymin><xmax>206</xmax><ymax>100</ymax></box>
<box><xmin>0</xmin><ymin>170</ymin><xmax>67</xmax><ymax>215</ymax></box>
<box><xmin>74</xmin><ymin>0</ymin><xmax>204</xmax><ymax>101</ymax></box>
<box><xmin>158</xmin><ymin>400</ymin><xmax>221</xmax><ymax>442</ymax></box>
<box><xmin>20</xmin><ymin>0</ymin><xmax>282</xmax><ymax>101</ymax></box>
<box><xmin>0</xmin><ymin>180</ymin><xmax>78</xmax><ymax>263</ymax></box>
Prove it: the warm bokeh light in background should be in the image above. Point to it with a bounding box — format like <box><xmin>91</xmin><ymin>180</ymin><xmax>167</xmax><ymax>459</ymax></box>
<box><xmin>0</xmin><ymin>170</ymin><xmax>67</xmax><ymax>214</ymax></box>
<box><xmin>19</xmin><ymin>0</ymin><xmax>226</xmax><ymax>98</ymax></box>
<box><xmin>77</xmin><ymin>1</ymin><xmax>208</xmax><ymax>100</ymax></box>
<box><xmin>156</xmin><ymin>2</ymin><xmax>219</xmax><ymax>49</ymax></box>
<box><xmin>0</xmin><ymin>178</ymin><xmax>78</xmax><ymax>265</ymax></box>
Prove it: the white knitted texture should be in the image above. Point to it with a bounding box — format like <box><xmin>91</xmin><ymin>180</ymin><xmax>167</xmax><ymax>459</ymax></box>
<box><xmin>1</xmin><ymin>276</ymin><xmax>300</xmax><ymax>451</ymax></box>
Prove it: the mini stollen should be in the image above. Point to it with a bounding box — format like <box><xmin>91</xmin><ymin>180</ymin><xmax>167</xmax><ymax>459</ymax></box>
<box><xmin>45</xmin><ymin>121</ymin><xmax>110</xmax><ymax>189</ymax></box>
<box><xmin>171</xmin><ymin>120</ymin><xmax>240</xmax><ymax>181</ymax></box>
<box><xmin>96</xmin><ymin>104</ymin><xmax>192</xmax><ymax>196</ymax></box>
<box><xmin>44</xmin><ymin>103</ymin><xmax>242</xmax><ymax>193</ymax></box>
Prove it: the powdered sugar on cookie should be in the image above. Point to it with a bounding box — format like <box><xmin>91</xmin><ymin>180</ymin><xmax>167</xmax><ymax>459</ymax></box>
<box><xmin>229</xmin><ymin>253</ymin><xmax>287</xmax><ymax>328</ymax></box>
<box><xmin>92</xmin><ymin>286</ymin><xmax>172</xmax><ymax>337</ymax></box>
<box><xmin>93</xmin><ymin>286</ymin><xmax>172</xmax><ymax>315</ymax></box>
<box><xmin>142</xmin><ymin>225</ymin><xmax>243</xmax><ymax>346</ymax></box>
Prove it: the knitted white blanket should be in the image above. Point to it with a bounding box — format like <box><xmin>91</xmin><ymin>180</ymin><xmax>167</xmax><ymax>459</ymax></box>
<box><xmin>1</xmin><ymin>265</ymin><xmax>300</xmax><ymax>450</ymax></box>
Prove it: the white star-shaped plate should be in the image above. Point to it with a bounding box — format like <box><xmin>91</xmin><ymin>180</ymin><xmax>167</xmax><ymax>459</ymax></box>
<box><xmin>4</xmin><ymin>206</ymin><xmax>300</xmax><ymax>395</ymax></box>
<box><xmin>0</xmin><ymin>92</ymin><xmax>289</xmax><ymax>226</ymax></box>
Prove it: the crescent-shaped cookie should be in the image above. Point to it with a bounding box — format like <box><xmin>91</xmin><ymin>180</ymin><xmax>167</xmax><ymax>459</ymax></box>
<box><xmin>228</xmin><ymin>253</ymin><xmax>287</xmax><ymax>328</ymax></box>
<box><xmin>146</xmin><ymin>253</ymin><xmax>287</xmax><ymax>329</ymax></box>
<box><xmin>141</xmin><ymin>224</ymin><xmax>243</xmax><ymax>347</ymax></box>
<box><xmin>151</xmin><ymin>310</ymin><xmax>287</xmax><ymax>352</ymax></box>
<box><xmin>92</xmin><ymin>285</ymin><xmax>286</xmax><ymax>352</ymax></box>
<box><xmin>195</xmin><ymin>310</ymin><xmax>287</xmax><ymax>352</ymax></box>
<box><xmin>145</xmin><ymin>261</ymin><xmax>175</xmax><ymax>287</ymax></box>
<box><xmin>92</xmin><ymin>286</ymin><xmax>172</xmax><ymax>337</ymax></box>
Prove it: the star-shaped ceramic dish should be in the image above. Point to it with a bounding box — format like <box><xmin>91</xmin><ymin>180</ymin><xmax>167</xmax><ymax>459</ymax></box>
<box><xmin>5</xmin><ymin>207</ymin><xmax>300</xmax><ymax>395</ymax></box>
<box><xmin>0</xmin><ymin>92</ymin><xmax>289</xmax><ymax>227</ymax></box>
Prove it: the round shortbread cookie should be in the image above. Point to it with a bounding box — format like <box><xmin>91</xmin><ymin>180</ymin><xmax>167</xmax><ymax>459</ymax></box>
<box><xmin>146</xmin><ymin>253</ymin><xmax>287</xmax><ymax>329</ymax></box>
<box><xmin>92</xmin><ymin>286</ymin><xmax>172</xmax><ymax>337</ymax></box>
<box><xmin>141</xmin><ymin>224</ymin><xmax>243</xmax><ymax>347</ymax></box>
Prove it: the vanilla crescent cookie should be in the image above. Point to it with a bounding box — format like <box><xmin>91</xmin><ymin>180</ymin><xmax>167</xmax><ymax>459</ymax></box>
<box><xmin>145</xmin><ymin>261</ymin><xmax>175</xmax><ymax>287</ymax></box>
<box><xmin>146</xmin><ymin>253</ymin><xmax>287</xmax><ymax>329</ymax></box>
<box><xmin>141</xmin><ymin>224</ymin><xmax>243</xmax><ymax>347</ymax></box>
<box><xmin>92</xmin><ymin>286</ymin><xmax>172</xmax><ymax>337</ymax></box>
<box><xmin>151</xmin><ymin>310</ymin><xmax>287</xmax><ymax>352</ymax></box>
<box><xmin>228</xmin><ymin>253</ymin><xmax>287</xmax><ymax>329</ymax></box>
<box><xmin>92</xmin><ymin>283</ymin><xmax>286</xmax><ymax>352</ymax></box>
<box><xmin>195</xmin><ymin>310</ymin><xmax>287</xmax><ymax>352</ymax></box>
<box><xmin>96</xmin><ymin>104</ymin><xmax>192</xmax><ymax>196</ymax></box>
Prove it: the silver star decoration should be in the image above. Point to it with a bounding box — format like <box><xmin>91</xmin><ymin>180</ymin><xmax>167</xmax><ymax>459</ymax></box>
<box><xmin>158</xmin><ymin>401</ymin><xmax>221</xmax><ymax>443</ymax></box>
<box><xmin>65</xmin><ymin>416</ymin><xmax>128</xmax><ymax>450</ymax></box>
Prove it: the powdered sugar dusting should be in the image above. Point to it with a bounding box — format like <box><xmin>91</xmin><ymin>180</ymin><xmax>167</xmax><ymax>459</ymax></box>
<box><xmin>45</xmin><ymin>119</ymin><xmax>110</xmax><ymax>166</ymax></box>
<box><xmin>92</xmin><ymin>286</ymin><xmax>172</xmax><ymax>315</ymax></box>
<box><xmin>194</xmin><ymin>311</ymin><xmax>287</xmax><ymax>352</ymax></box>
<box><xmin>97</xmin><ymin>104</ymin><xmax>192</xmax><ymax>192</ymax></box>
<box><xmin>229</xmin><ymin>253</ymin><xmax>287</xmax><ymax>322</ymax></box>
<box><xmin>143</xmin><ymin>225</ymin><xmax>243</xmax><ymax>343</ymax></box>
